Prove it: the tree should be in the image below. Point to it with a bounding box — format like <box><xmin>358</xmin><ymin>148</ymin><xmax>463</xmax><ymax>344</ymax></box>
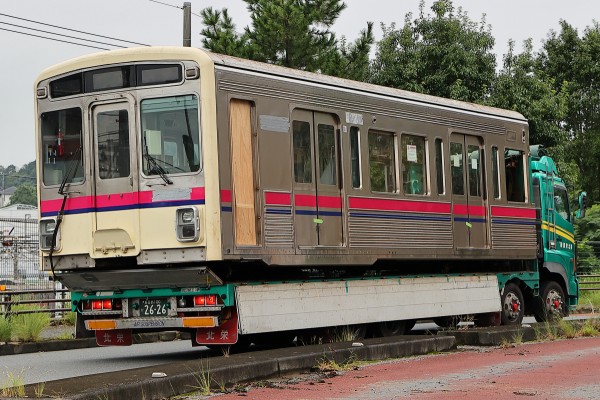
<box><xmin>370</xmin><ymin>0</ymin><xmax>496</xmax><ymax>102</ymax></box>
<box><xmin>8</xmin><ymin>184</ymin><xmax>37</xmax><ymax>206</ymax></box>
<box><xmin>200</xmin><ymin>0</ymin><xmax>373</xmax><ymax>79</ymax></box>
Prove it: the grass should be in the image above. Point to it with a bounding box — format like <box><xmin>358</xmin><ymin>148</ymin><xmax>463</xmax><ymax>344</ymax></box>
<box><xmin>0</xmin><ymin>316</ymin><xmax>11</xmax><ymax>342</ymax></box>
<box><xmin>315</xmin><ymin>353</ymin><xmax>363</xmax><ymax>373</ymax></box>
<box><xmin>188</xmin><ymin>359</ymin><xmax>212</xmax><ymax>396</ymax></box>
<box><xmin>61</xmin><ymin>311</ymin><xmax>77</xmax><ymax>326</ymax></box>
<box><xmin>579</xmin><ymin>290</ymin><xmax>600</xmax><ymax>313</ymax></box>
<box><xmin>0</xmin><ymin>371</ymin><xmax>25</xmax><ymax>398</ymax></box>
<box><xmin>11</xmin><ymin>303</ymin><xmax>51</xmax><ymax>342</ymax></box>
<box><xmin>332</xmin><ymin>325</ymin><xmax>364</xmax><ymax>343</ymax></box>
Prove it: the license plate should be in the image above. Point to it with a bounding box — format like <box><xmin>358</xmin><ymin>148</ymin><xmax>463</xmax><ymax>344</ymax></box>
<box><xmin>140</xmin><ymin>298</ymin><xmax>170</xmax><ymax>317</ymax></box>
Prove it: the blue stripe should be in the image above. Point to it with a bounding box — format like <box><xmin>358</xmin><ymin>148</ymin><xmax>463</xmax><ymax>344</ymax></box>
<box><xmin>266</xmin><ymin>208</ymin><xmax>292</xmax><ymax>215</ymax></box>
<box><xmin>295</xmin><ymin>210</ymin><xmax>343</xmax><ymax>217</ymax></box>
<box><xmin>221</xmin><ymin>206</ymin><xmax>232</xmax><ymax>212</ymax></box>
<box><xmin>41</xmin><ymin>199</ymin><xmax>205</xmax><ymax>218</ymax></box>
<box><xmin>492</xmin><ymin>219</ymin><xmax>537</xmax><ymax>226</ymax></box>
<box><xmin>350</xmin><ymin>212</ymin><xmax>451</xmax><ymax>222</ymax></box>
<box><xmin>454</xmin><ymin>217</ymin><xmax>487</xmax><ymax>223</ymax></box>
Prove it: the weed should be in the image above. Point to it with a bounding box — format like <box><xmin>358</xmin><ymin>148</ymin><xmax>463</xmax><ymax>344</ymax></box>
<box><xmin>558</xmin><ymin>319</ymin><xmax>578</xmax><ymax>339</ymax></box>
<box><xmin>315</xmin><ymin>353</ymin><xmax>361</xmax><ymax>372</ymax></box>
<box><xmin>332</xmin><ymin>325</ymin><xmax>363</xmax><ymax>342</ymax></box>
<box><xmin>512</xmin><ymin>329</ymin><xmax>524</xmax><ymax>345</ymax></box>
<box><xmin>579</xmin><ymin>320</ymin><xmax>599</xmax><ymax>337</ymax></box>
<box><xmin>1</xmin><ymin>371</ymin><xmax>26</xmax><ymax>398</ymax></box>
<box><xmin>34</xmin><ymin>382</ymin><xmax>46</xmax><ymax>398</ymax></box>
<box><xmin>61</xmin><ymin>311</ymin><xmax>77</xmax><ymax>326</ymax></box>
<box><xmin>11</xmin><ymin>303</ymin><xmax>51</xmax><ymax>342</ymax></box>
<box><xmin>220</xmin><ymin>345</ymin><xmax>231</xmax><ymax>358</ymax></box>
<box><xmin>189</xmin><ymin>359</ymin><xmax>212</xmax><ymax>396</ymax></box>
<box><xmin>0</xmin><ymin>316</ymin><xmax>11</xmax><ymax>342</ymax></box>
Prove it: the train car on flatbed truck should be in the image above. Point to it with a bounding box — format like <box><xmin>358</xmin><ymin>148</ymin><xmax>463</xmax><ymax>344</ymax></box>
<box><xmin>33</xmin><ymin>47</ymin><xmax>586</xmax><ymax>347</ymax></box>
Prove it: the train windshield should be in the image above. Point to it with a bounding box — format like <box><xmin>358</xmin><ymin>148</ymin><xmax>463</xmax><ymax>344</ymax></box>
<box><xmin>40</xmin><ymin>108</ymin><xmax>84</xmax><ymax>187</ymax></box>
<box><xmin>140</xmin><ymin>95</ymin><xmax>201</xmax><ymax>176</ymax></box>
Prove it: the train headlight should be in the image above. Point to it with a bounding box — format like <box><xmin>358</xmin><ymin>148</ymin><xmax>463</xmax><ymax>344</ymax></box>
<box><xmin>39</xmin><ymin>218</ymin><xmax>59</xmax><ymax>251</ymax></box>
<box><xmin>176</xmin><ymin>207</ymin><xmax>199</xmax><ymax>242</ymax></box>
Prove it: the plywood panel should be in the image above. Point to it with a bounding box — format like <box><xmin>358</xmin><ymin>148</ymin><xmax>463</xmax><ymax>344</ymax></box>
<box><xmin>230</xmin><ymin>99</ymin><xmax>257</xmax><ymax>245</ymax></box>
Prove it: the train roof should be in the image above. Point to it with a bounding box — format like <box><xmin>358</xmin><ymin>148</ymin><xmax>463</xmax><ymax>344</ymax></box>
<box><xmin>35</xmin><ymin>46</ymin><xmax>526</xmax><ymax>124</ymax></box>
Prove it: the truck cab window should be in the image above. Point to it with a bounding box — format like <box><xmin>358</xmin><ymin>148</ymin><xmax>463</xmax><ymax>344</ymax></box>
<box><xmin>554</xmin><ymin>186</ymin><xmax>571</xmax><ymax>222</ymax></box>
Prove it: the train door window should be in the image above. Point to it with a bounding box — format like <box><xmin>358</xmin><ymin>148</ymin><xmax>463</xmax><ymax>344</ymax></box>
<box><xmin>140</xmin><ymin>95</ymin><xmax>201</xmax><ymax>176</ymax></box>
<box><xmin>491</xmin><ymin>146</ymin><xmax>500</xmax><ymax>199</ymax></box>
<box><xmin>369</xmin><ymin>131</ymin><xmax>396</xmax><ymax>193</ymax></box>
<box><xmin>317</xmin><ymin>123</ymin><xmax>337</xmax><ymax>185</ymax></box>
<box><xmin>435</xmin><ymin>138</ymin><xmax>444</xmax><ymax>195</ymax></box>
<box><xmin>293</xmin><ymin>121</ymin><xmax>312</xmax><ymax>183</ymax></box>
<box><xmin>467</xmin><ymin>144</ymin><xmax>481</xmax><ymax>197</ymax></box>
<box><xmin>505</xmin><ymin>149</ymin><xmax>525</xmax><ymax>202</ymax></box>
<box><xmin>350</xmin><ymin>127</ymin><xmax>361</xmax><ymax>188</ymax></box>
<box><xmin>40</xmin><ymin>108</ymin><xmax>84</xmax><ymax>186</ymax></box>
<box><xmin>554</xmin><ymin>186</ymin><xmax>571</xmax><ymax>222</ymax></box>
<box><xmin>401</xmin><ymin>134</ymin><xmax>427</xmax><ymax>195</ymax></box>
<box><xmin>97</xmin><ymin>109</ymin><xmax>130</xmax><ymax>179</ymax></box>
<box><xmin>450</xmin><ymin>142</ymin><xmax>464</xmax><ymax>195</ymax></box>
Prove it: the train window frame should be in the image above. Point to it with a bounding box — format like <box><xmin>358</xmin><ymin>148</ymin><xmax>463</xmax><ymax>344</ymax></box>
<box><xmin>435</xmin><ymin>138</ymin><xmax>445</xmax><ymax>195</ymax></box>
<box><xmin>400</xmin><ymin>133</ymin><xmax>428</xmax><ymax>196</ymax></box>
<box><xmin>349</xmin><ymin>126</ymin><xmax>362</xmax><ymax>189</ymax></box>
<box><xmin>96</xmin><ymin>108</ymin><xmax>131</xmax><ymax>180</ymax></box>
<box><xmin>292</xmin><ymin>120</ymin><xmax>313</xmax><ymax>184</ymax></box>
<box><xmin>139</xmin><ymin>94</ymin><xmax>202</xmax><ymax>178</ymax></box>
<box><xmin>368</xmin><ymin>130</ymin><xmax>397</xmax><ymax>194</ymax></box>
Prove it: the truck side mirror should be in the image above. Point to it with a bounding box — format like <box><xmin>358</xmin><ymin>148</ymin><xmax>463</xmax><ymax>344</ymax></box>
<box><xmin>576</xmin><ymin>191</ymin><xmax>587</xmax><ymax>219</ymax></box>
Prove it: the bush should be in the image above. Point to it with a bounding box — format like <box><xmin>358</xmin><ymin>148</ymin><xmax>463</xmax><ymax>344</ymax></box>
<box><xmin>61</xmin><ymin>311</ymin><xmax>77</xmax><ymax>326</ymax></box>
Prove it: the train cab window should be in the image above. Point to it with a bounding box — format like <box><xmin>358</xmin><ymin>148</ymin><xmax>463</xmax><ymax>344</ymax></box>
<box><xmin>350</xmin><ymin>127</ymin><xmax>361</xmax><ymax>188</ymax></box>
<box><xmin>492</xmin><ymin>147</ymin><xmax>500</xmax><ymax>199</ymax></box>
<box><xmin>97</xmin><ymin>109</ymin><xmax>130</xmax><ymax>179</ymax></box>
<box><xmin>401</xmin><ymin>134</ymin><xmax>427</xmax><ymax>195</ymax></box>
<box><xmin>293</xmin><ymin>120</ymin><xmax>312</xmax><ymax>183</ymax></box>
<box><xmin>140</xmin><ymin>95</ymin><xmax>201</xmax><ymax>176</ymax></box>
<box><xmin>317</xmin><ymin>124</ymin><xmax>337</xmax><ymax>185</ymax></box>
<box><xmin>369</xmin><ymin>131</ymin><xmax>396</xmax><ymax>193</ymax></box>
<box><xmin>40</xmin><ymin>108</ymin><xmax>84</xmax><ymax>186</ymax></box>
<box><xmin>435</xmin><ymin>138</ymin><xmax>444</xmax><ymax>195</ymax></box>
<box><xmin>554</xmin><ymin>186</ymin><xmax>571</xmax><ymax>222</ymax></box>
<box><xmin>505</xmin><ymin>149</ymin><xmax>525</xmax><ymax>202</ymax></box>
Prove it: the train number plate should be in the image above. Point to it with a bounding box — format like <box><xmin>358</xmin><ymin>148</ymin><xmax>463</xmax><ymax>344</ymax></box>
<box><xmin>140</xmin><ymin>299</ymin><xmax>170</xmax><ymax>316</ymax></box>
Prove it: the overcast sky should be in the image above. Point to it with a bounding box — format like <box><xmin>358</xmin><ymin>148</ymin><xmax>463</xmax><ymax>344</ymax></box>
<box><xmin>0</xmin><ymin>0</ymin><xmax>597</xmax><ymax>169</ymax></box>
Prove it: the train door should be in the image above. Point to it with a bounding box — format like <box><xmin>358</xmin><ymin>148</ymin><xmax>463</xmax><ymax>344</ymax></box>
<box><xmin>90</xmin><ymin>100</ymin><xmax>140</xmax><ymax>256</ymax></box>
<box><xmin>291</xmin><ymin>110</ymin><xmax>343</xmax><ymax>247</ymax></box>
<box><xmin>450</xmin><ymin>133</ymin><xmax>488</xmax><ymax>249</ymax></box>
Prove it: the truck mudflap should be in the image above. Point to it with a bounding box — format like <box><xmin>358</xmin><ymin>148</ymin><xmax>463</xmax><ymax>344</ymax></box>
<box><xmin>235</xmin><ymin>275</ymin><xmax>501</xmax><ymax>335</ymax></box>
<box><xmin>195</xmin><ymin>308</ymin><xmax>239</xmax><ymax>345</ymax></box>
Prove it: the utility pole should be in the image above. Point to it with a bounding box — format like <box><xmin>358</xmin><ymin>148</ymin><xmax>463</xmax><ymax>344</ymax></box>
<box><xmin>183</xmin><ymin>2</ymin><xmax>191</xmax><ymax>47</ymax></box>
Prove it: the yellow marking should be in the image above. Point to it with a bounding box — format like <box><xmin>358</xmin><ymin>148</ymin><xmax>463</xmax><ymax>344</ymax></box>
<box><xmin>86</xmin><ymin>320</ymin><xmax>117</xmax><ymax>330</ymax></box>
<box><xmin>182</xmin><ymin>316</ymin><xmax>218</xmax><ymax>328</ymax></box>
<box><xmin>542</xmin><ymin>221</ymin><xmax>575</xmax><ymax>244</ymax></box>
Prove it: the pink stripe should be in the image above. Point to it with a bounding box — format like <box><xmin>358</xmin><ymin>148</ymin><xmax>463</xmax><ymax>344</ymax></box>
<box><xmin>468</xmin><ymin>205</ymin><xmax>486</xmax><ymax>217</ymax></box>
<box><xmin>265</xmin><ymin>192</ymin><xmax>291</xmax><ymax>206</ymax></box>
<box><xmin>220</xmin><ymin>189</ymin><xmax>231</xmax><ymax>203</ymax></box>
<box><xmin>453</xmin><ymin>204</ymin><xmax>469</xmax><ymax>215</ymax></box>
<box><xmin>96</xmin><ymin>192</ymin><xmax>139</xmax><ymax>208</ymax></box>
<box><xmin>295</xmin><ymin>194</ymin><xmax>317</xmax><ymax>208</ymax></box>
<box><xmin>40</xmin><ymin>196</ymin><xmax>94</xmax><ymax>213</ymax></box>
<box><xmin>492</xmin><ymin>206</ymin><xmax>536</xmax><ymax>219</ymax></box>
<box><xmin>349</xmin><ymin>197</ymin><xmax>451</xmax><ymax>214</ymax></box>
<box><xmin>317</xmin><ymin>195</ymin><xmax>342</xmax><ymax>209</ymax></box>
<box><xmin>192</xmin><ymin>187</ymin><xmax>206</xmax><ymax>201</ymax></box>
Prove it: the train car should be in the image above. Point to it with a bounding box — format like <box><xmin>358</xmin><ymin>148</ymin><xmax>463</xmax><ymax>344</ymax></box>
<box><xmin>33</xmin><ymin>47</ymin><xmax>582</xmax><ymax>346</ymax></box>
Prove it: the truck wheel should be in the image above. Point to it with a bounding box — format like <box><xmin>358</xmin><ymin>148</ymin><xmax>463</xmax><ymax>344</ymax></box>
<box><xmin>501</xmin><ymin>283</ymin><xmax>524</xmax><ymax>325</ymax></box>
<box><xmin>433</xmin><ymin>316</ymin><xmax>459</xmax><ymax>329</ymax></box>
<box><xmin>534</xmin><ymin>281</ymin><xmax>567</xmax><ymax>322</ymax></box>
<box><xmin>75</xmin><ymin>313</ymin><xmax>94</xmax><ymax>339</ymax></box>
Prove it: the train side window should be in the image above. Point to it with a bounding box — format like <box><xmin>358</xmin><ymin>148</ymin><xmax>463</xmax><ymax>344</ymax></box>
<box><xmin>492</xmin><ymin>146</ymin><xmax>500</xmax><ymax>199</ymax></box>
<box><xmin>293</xmin><ymin>120</ymin><xmax>312</xmax><ymax>183</ymax></box>
<box><xmin>369</xmin><ymin>131</ymin><xmax>396</xmax><ymax>193</ymax></box>
<box><xmin>401</xmin><ymin>134</ymin><xmax>427</xmax><ymax>195</ymax></box>
<box><xmin>435</xmin><ymin>138</ymin><xmax>444</xmax><ymax>195</ymax></box>
<box><xmin>350</xmin><ymin>127</ymin><xmax>361</xmax><ymax>188</ymax></box>
<box><xmin>467</xmin><ymin>144</ymin><xmax>481</xmax><ymax>197</ymax></box>
<box><xmin>505</xmin><ymin>149</ymin><xmax>525</xmax><ymax>202</ymax></box>
<box><xmin>97</xmin><ymin>109</ymin><xmax>130</xmax><ymax>179</ymax></box>
<box><xmin>450</xmin><ymin>142</ymin><xmax>464</xmax><ymax>195</ymax></box>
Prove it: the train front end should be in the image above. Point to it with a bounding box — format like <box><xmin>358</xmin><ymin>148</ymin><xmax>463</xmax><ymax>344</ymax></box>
<box><xmin>34</xmin><ymin>48</ymin><xmax>232</xmax><ymax>344</ymax></box>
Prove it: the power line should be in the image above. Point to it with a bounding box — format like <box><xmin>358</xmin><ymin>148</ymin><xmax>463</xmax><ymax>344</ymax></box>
<box><xmin>0</xmin><ymin>12</ymin><xmax>149</xmax><ymax>47</ymax></box>
<box><xmin>149</xmin><ymin>0</ymin><xmax>202</xmax><ymax>18</ymax></box>
<box><xmin>0</xmin><ymin>21</ymin><xmax>127</xmax><ymax>49</ymax></box>
<box><xmin>0</xmin><ymin>27</ymin><xmax>110</xmax><ymax>50</ymax></box>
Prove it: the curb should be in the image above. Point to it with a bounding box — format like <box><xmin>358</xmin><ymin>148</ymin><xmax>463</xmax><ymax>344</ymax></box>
<box><xmin>24</xmin><ymin>335</ymin><xmax>455</xmax><ymax>400</ymax></box>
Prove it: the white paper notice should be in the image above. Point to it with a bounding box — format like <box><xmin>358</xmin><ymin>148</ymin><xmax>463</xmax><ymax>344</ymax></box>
<box><xmin>407</xmin><ymin>145</ymin><xmax>417</xmax><ymax>162</ymax></box>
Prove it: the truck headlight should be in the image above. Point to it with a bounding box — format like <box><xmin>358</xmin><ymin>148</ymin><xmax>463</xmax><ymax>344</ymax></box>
<box><xmin>40</xmin><ymin>218</ymin><xmax>59</xmax><ymax>251</ymax></box>
<box><xmin>176</xmin><ymin>207</ymin><xmax>199</xmax><ymax>242</ymax></box>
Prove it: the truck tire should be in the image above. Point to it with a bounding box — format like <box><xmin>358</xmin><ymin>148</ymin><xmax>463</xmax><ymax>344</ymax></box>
<box><xmin>372</xmin><ymin>320</ymin><xmax>415</xmax><ymax>337</ymax></box>
<box><xmin>533</xmin><ymin>281</ymin><xmax>567</xmax><ymax>322</ymax></box>
<box><xmin>501</xmin><ymin>283</ymin><xmax>524</xmax><ymax>325</ymax></box>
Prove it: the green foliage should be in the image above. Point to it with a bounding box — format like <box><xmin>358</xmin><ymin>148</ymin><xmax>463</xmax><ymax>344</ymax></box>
<box><xmin>7</xmin><ymin>183</ymin><xmax>37</xmax><ymax>206</ymax></box>
<box><xmin>200</xmin><ymin>0</ymin><xmax>373</xmax><ymax>78</ymax></box>
<box><xmin>11</xmin><ymin>303</ymin><xmax>51</xmax><ymax>342</ymax></box>
<box><xmin>0</xmin><ymin>316</ymin><xmax>11</xmax><ymax>342</ymax></box>
<box><xmin>370</xmin><ymin>0</ymin><xmax>496</xmax><ymax>102</ymax></box>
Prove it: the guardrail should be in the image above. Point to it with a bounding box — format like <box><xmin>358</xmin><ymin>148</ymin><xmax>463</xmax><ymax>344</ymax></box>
<box><xmin>0</xmin><ymin>288</ymin><xmax>71</xmax><ymax>317</ymax></box>
<box><xmin>578</xmin><ymin>274</ymin><xmax>600</xmax><ymax>291</ymax></box>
